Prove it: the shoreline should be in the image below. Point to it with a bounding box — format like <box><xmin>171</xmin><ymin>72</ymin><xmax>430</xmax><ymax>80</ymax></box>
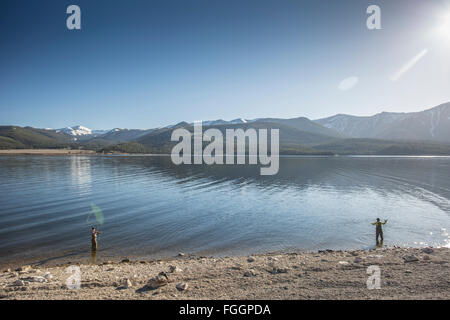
<box><xmin>1</xmin><ymin>246</ymin><xmax>448</xmax><ymax>300</ymax></box>
<box><xmin>1</xmin><ymin>149</ymin><xmax>450</xmax><ymax>157</ymax></box>
<box><xmin>0</xmin><ymin>149</ymin><xmax>96</xmax><ymax>155</ymax></box>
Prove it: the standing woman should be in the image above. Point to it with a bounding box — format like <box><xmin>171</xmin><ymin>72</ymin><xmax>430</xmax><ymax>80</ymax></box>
<box><xmin>91</xmin><ymin>227</ymin><xmax>102</xmax><ymax>251</ymax></box>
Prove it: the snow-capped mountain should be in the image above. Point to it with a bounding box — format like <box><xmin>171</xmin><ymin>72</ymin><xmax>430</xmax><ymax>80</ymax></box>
<box><xmin>199</xmin><ymin>118</ymin><xmax>248</xmax><ymax>125</ymax></box>
<box><xmin>164</xmin><ymin>118</ymin><xmax>250</xmax><ymax>128</ymax></box>
<box><xmin>57</xmin><ymin>125</ymin><xmax>92</xmax><ymax>136</ymax></box>
<box><xmin>314</xmin><ymin>112</ymin><xmax>408</xmax><ymax>138</ymax></box>
<box><xmin>201</xmin><ymin>119</ymin><xmax>229</xmax><ymax>126</ymax></box>
<box><xmin>315</xmin><ymin>102</ymin><xmax>450</xmax><ymax>142</ymax></box>
<box><xmin>56</xmin><ymin>126</ymin><xmax>110</xmax><ymax>136</ymax></box>
<box><xmin>229</xmin><ymin>118</ymin><xmax>248</xmax><ymax>124</ymax></box>
<box><xmin>92</xmin><ymin>129</ymin><xmax>111</xmax><ymax>135</ymax></box>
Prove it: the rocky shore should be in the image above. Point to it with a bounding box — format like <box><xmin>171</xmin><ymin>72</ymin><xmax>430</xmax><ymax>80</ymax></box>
<box><xmin>0</xmin><ymin>247</ymin><xmax>448</xmax><ymax>300</ymax></box>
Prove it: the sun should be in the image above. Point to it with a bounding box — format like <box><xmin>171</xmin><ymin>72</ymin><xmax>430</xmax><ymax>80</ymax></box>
<box><xmin>435</xmin><ymin>13</ymin><xmax>450</xmax><ymax>41</ymax></box>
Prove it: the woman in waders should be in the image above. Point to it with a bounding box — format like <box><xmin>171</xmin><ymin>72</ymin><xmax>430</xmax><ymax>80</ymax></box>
<box><xmin>91</xmin><ymin>227</ymin><xmax>102</xmax><ymax>251</ymax></box>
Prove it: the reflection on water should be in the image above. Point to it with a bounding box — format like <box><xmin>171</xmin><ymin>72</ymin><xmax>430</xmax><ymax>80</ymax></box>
<box><xmin>90</xmin><ymin>247</ymin><xmax>97</xmax><ymax>264</ymax></box>
<box><xmin>0</xmin><ymin>155</ymin><xmax>449</xmax><ymax>267</ymax></box>
<box><xmin>70</xmin><ymin>156</ymin><xmax>92</xmax><ymax>191</ymax></box>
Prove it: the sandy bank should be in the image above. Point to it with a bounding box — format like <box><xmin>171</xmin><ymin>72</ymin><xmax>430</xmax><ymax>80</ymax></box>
<box><xmin>0</xmin><ymin>247</ymin><xmax>448</xmax><ymax>300</ymax></box>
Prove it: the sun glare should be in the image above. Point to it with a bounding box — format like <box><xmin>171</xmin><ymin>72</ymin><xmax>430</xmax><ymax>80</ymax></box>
<box><xmin>436</xmin><ymin>13</ymin><xmax>450</xmax><ymax>41</ymax></box>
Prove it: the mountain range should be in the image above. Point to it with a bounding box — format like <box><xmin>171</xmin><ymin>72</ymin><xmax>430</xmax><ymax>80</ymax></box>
<box><xmin>315</xmin><ymin>102</ymin><xmax>450</xmax><ymax>143</ymax></box>
<box><xmin>1</xmin><ymin>102</ymin><xmax>450</xmax><ymax>155</ymax></box>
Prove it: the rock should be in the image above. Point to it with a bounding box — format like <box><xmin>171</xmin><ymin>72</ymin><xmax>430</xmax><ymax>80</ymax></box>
<box><xmin>351</xmin><ymin>251</ymin><xmax>359</xmax><ymax>256</ymax></box>
<box><xmin>244</xmin><ymin>270</ymin><xmax>257</xmax><ymax>277</ymax></box>
<box><xmin>44</xmin><ymin>272</ymin><xmax>53</xmax><ymax>281</ymax></box>
<box><xmin>147</xmin><ymin>272</ymin><xmax>169</xmax><ymax>289</ymax></box>
<box><xmin>338</xmin><ymin>261</ymin><xmax>349</xmax><ymax>265</ymax></box>
<box><xmin>22</xmin><ymin>276</ymin><xmax>47</xmax><ymax>283</ymax></box>
<box><xmin>405</xmin><ymin>270</ymin><xmax>412</xmax><ymax>273</ymax></box>
<box><xmin>4</xmin><ymin>268</ymin><xmax>11</xmax><ymax>273</ymax></box>
<box><xmin>12</xmin><ymin>280</ymin><xmax>25</xmax><ymax>286</ymax></box>
<box><xmin>17</xmin><ymin>265</ymin><xmax>32</xmax><ymax>272</ymax></box>
<box><xmin>353</xmin><ymin>257</ymin><xmax>363</xmax><ymax>263</ymax></box>
<box><xmin>421</xmin><ymin>248</ymin><xmax>433</xmax><ymax>254</ymax></box>
<box><xmin>169</xmin><ymin>265</ymin><xmax>183</xmax><ymax>273</ymax></box>
<box><xmin>121</xmin><ymin>258</ymin><xmax>130</xmax><ymax>263</ymax></box>
<box><xmin>176</xmin><ymin>282</ymin><xmax>188</xmax><ymax>291</ymax></box>
<box><xmin>247</xmin><ymin>257</ymin><xmax>256</xmax><ymax>263</ymax></box>
<box><xmin>123</xmin><ymin>279</ymin><xmax>133</xmax><ymax>289</ymax></box>
<box><xmin>160</xmin><ymin>271</ymin><xmax>172</xmax><ymax>282</ymax></box>
<box><xmin>269</xmin><ymin>267</ymin><xmax>289</xmax><ymax>274</ymax></box>
<box><xmin>422</xmin><ymin>255</ymin><xmax>431</xmax><ymax>261</ymax></box>
<box><xmin>177</xmin><ymin>252</ymin><xmax>185</xmax><ymax>257</ymax></box>
<box><xmin>403</xmin><ymin>255</ymin><xmax>419</xmax><ymax>263</ymax></box>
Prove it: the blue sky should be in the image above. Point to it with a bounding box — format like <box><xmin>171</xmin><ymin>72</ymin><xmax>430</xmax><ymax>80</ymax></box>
<box><xmin>1</xmin><ymin>0</ymin><xmax>450</xmax><ymax>129</ymax></box>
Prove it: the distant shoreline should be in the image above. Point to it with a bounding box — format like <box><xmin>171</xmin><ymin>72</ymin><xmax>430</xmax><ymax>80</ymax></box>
<box><xmin>1</xmin><ymin>149</ymin><xmax>450</xmax><ymax>157</ymax></box>
<box><xmin>0</xmin><ymin>149</ymin><xmax>171</xmax><ymax>156</ymax></box>
<box><xmin>0</xmin><ymin>149</ymin><xmax>96</xmax><ymax>155</ymax></box>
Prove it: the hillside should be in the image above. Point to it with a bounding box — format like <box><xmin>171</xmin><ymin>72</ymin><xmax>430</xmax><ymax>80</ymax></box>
<box><xmin>133</xmin><ymin>121</ymin><xmax>338</xmax><ymax>153</ymax></box>
<box><xmin>99</xmin><ymin>128</ymin><xmax>155</xmax><ymax>142</ymax></box>
<box><xmin>0</xmin><ymin>126</ymin><xmax>74</xmax><ymax>149</ymax></box>
<box><xmin>252</xmin><ymin>117</ymin><xmax>344</xmax><ymax>138</ymax></box>
<box><xmin>138</xmin><ymin>121</ymin><xmax>337</xmax><ymax>145</ymax></box>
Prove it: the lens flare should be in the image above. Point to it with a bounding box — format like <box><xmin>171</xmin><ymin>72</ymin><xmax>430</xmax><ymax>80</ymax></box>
<box><xmin>87</xmin><ymin>203</ymin><xmax>104</xmax><ymax>226</ymax></box>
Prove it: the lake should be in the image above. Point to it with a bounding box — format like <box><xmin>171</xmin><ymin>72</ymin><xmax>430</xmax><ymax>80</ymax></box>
<box><xmin>0</xmin><ymin>155</ymin><xmax>449</xmax><ymax>268</ymax></box>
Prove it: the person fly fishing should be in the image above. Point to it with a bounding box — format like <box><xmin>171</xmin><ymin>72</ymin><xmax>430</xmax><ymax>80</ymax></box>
<box><xmin>91</xmin><ymin>227</ymin><xmax>102</xmax><ymax>251</ymax></box>
<box><xmin>372</xmin><ymin>218</ymin><xmax>387</xmax><ymax>246</ymax></box>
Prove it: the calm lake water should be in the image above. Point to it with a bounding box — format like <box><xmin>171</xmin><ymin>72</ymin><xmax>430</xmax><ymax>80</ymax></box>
<box><xmin>0</xmin><ymin>155</ymin><xmax>449</xmax><ymax>267</ymax></box>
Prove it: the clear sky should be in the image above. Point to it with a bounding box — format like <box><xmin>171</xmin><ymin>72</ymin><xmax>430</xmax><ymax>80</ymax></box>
<box><xmin>1</xmin><ymin>0</ymin><xmax>450</xmax><ymax>129</ymax></box>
